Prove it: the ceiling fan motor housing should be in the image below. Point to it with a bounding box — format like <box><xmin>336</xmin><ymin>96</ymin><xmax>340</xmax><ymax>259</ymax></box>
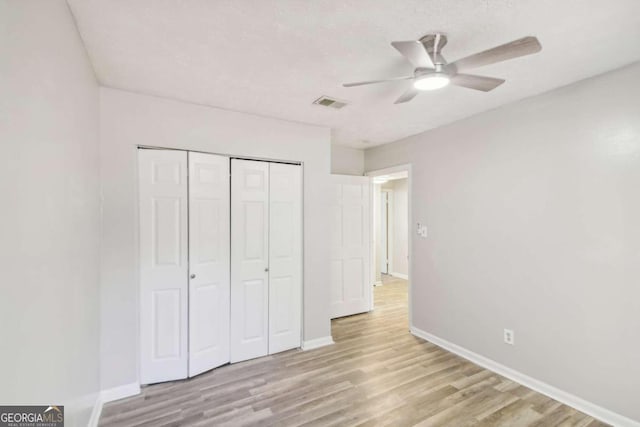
<box><xmin>420</xmin><ymin>33</ymin><xmax>448</xmax><ymax>65</ymax></box>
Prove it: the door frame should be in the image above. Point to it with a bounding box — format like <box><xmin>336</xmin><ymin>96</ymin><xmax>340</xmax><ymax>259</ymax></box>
<box><xmin>366</xmin><ymin>164</ymin><xmax>412</xmax><ymax>326</ymax></box>
<box><xmin>136</xmin><ymin>145</ymin><xmax>305</xmax><ymax>383</ymax></box>
<box><xmin>380</xmin><ymin>188</ymin><xmax>394</xmax><ymax>276</ymax></box>
<box><xmin>380</xmin><ymin>189</ymin><xmax>388</xmax><ymax>275</ymax></box>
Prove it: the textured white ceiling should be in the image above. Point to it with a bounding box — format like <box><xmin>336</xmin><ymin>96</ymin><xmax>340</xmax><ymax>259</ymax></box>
<box><xmin>68</xmin><ymin>0</ymin><xmax>640</xmax><ymax>148</ymax></box>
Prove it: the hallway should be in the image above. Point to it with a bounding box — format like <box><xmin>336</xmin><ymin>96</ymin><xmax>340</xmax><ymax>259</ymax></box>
<box><xmin>99</xmin><ymin>277</ymin><xmax>605</xmax><ymax>426</ymax></box>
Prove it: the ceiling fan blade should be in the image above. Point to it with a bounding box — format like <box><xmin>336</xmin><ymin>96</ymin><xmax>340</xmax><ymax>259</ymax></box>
<box><xmin>450</xmin><ymin>74</ymin><xmax>505</xmax><ymax>91</ymax></box>
<box><xmin>450</xmin><ymin>36</ymin><xmax>541</xmax><ymax>72</ymax></box>
<box><xmin>391</xmin><ymin>41</ymin><xmax>435</xmax><ymax>69</ymax></box>
<box><xmin>343</xmin><ymin>76</ymin><xmax>414</xmax><ymax>87</ymax></box>
<box><xmin>394</xmin><ymin>86</ymin><xmax>419</xmax><ymax>104</ymax></box>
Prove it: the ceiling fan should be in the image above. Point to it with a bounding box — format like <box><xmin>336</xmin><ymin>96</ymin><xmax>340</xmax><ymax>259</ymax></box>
<box><xmin>343</xmin><ymin>34</ymin><xmax>542</xmax><ymax>104</ymax></box>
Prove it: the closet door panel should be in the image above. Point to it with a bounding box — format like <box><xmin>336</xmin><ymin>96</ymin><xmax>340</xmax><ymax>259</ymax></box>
<box><xmin>188</xmin><ymin>152</ymin><xmax>230</xmax><ymax>377</ymax></box>
<box><xmin>268</xmin><ymin>163</ymin><xmax>302</xmax><ymax>354</ymax></box>
<box><xmin>231</xmin><ymin>159</ymin><xmax>270</xmax><ymax>362</ymax></box>
<box><xmin>139</xmin><ymin>149</ymin><xmax>188</xmax><ymax>384</ymax></box>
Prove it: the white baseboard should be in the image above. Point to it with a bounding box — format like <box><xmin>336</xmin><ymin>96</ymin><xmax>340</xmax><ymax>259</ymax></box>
<box><xmin>302</xmin><ymin>336</ymin><xmax>335</xmax><ymax>351</ymax></box>
<box><xmin>64</xmin><ymin>391</ymin><xmax>99</xmax><ymax>427</ymax></box>
<box><xmin>88</xmin><ymin>382</ymin><xmax>141</xmax><ymax>427</ymax></box>
<box><xmin>87</xmin><ymin>394</ymin><xmax>102</xmax><ymax>427</ymax></box>
<box><xmin>410</xmin><ymin>326</ymin><xmax>639</xmax><ymax>427</ymax></box>
<box><xmin>100</xmin><ymin>382</ymin><xmax>141</xmax><ymax>404</ymax></box>
<box><xmin>390</xmin><ymin>272</ymin><xmax>408</xmax><ymax>280</ymax></box>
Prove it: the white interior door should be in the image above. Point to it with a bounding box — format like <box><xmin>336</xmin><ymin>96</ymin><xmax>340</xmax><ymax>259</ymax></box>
<box><xmin>139</xmin><ymin>149</ymin><xmax>188</xmax><ymax>384</ymax></box>
<box><xmin>188</xmin><ymin>152</ymin><xmax>230</xmax><ymax>377</ymax></box>
<box><xmin>330</xmin><ymin>175</ymin><xmax>372</xmax><ymax>318</ymax></box>
<box><xmin>268</xmin><ymin>163</ymin><xmax>302</xmax><ymax>354</ymax></box>
<box><xmin>230</xmin><ymin>159</ymin><xmax>269</xmax><ymax>362</ymax></box>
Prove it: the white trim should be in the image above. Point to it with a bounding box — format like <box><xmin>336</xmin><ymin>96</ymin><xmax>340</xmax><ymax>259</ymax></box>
<box><xmin>87</xmin><ymin>395</ymin><xmax>102</xmax><ymax>427</ymax></box>
<box><xmin>301</xmin><ymin>336</ymin><xmax>335</xmax><ymax>351</ymax></box>
<box><xmin>370</xmin><ymin>183</ymin><xmax>379</xmax><ymax>304</ymax></box>
<box><xmin>381</xmin><ymin>188</ymin><xmax>393</xmax><ymax>275</ymax></box>
<box><xmin>65</xmin><ymin>392</ymin><xmax>100</xmax><ymax>427</ymax></box>
<box><xmin>88</xmin><ymin>382</ymin><xmax>141</xmax><ymax>427</ymax></box>
<box><xmin>410</xmin><ymin>326</ymin><xmax>640</xmax><ymax>427</ymax></box>
<box><xmin>101</xmin><ymin>382</ymin><xmax>141</xmax><ymax>403</ymax></box>
<box><xmin>390</xmin><ymin>272</ymin><xmax>408</xmax><ymax>280</ymax></box>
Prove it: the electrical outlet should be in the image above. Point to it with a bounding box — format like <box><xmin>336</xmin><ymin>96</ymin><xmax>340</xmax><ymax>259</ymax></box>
<box><xmin>503</xmin><ymin>329</ymin><xmax>515</xmax><ymax>345</ymax></box>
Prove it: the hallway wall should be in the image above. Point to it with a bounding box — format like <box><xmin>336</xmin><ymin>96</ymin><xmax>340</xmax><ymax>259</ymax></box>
<box><xmin>389</xmin><ymin>178</ymin><xmax>409</xmax><ymax>277</ymax></box>
<box><xmin>380</xmin><ymin>179</ymin><xmax>409</xmax><ymax>278</ymax></box>
<box><xmin>331</xmin><ymin>145</ymin><xmax>364</xmax><ymax>175</ymax></box>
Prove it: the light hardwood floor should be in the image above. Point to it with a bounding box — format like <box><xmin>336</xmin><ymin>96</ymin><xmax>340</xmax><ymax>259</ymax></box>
<box><xmin>99</xmin><ymin>276</ymin><xmax>607</xmax><ymax>426</ymax></box>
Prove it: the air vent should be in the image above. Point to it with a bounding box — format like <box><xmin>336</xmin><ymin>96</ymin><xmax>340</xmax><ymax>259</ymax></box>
<box><xmin>312</xmin><ymin>96</ymin><xmax>348</xmax><ymax>109</ymax></box>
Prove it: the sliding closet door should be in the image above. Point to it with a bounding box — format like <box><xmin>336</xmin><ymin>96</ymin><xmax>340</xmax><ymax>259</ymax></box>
<box><xmin>188</xmin><ymin>152</ymin><xmax>230</xmax><ymax>377</ymax></box>
<box><xmin>268</xmin><ymin>163</ymin><xmax>302</xmax><ymax>354</ymax></box>
<box><xmin>230</xmin><ymin>159</ymin><xmax>269</xmax><ymax>363</ymax></box>
<box><xmin>139</xmin><ymin>149</ymin><xmax>188</xmax><ymax>384</ymax></box>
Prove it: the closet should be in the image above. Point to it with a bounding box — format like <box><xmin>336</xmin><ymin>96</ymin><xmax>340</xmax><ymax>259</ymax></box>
<box><xmin>138</xmin><ymin>149</ymin><xmax>301</xmax><ymax>385</ymax></box>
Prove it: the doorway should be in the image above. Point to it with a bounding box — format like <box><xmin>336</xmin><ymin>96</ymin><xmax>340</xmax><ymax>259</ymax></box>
<box><xmin>367</xmin><ymin>165</ymin><xmax>412</xmax><ymax>323</ymax></box>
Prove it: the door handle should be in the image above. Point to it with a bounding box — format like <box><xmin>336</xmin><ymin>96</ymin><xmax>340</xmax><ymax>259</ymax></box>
<box><xmin>190</xmin><ymin>274</ymin><xmax>196</xmax><ymax>279</ymax></box>
<box><xmin>264</xmin><ymin>268</ymin><xmax>269</xmax><ymax>272</ymax></box>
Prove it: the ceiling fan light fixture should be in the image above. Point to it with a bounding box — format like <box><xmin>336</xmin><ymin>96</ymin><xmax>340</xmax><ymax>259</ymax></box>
<box><xmin>413</xmin><ymin>73</ymin><xmax>450</xmax><ymax>91</ymax></box>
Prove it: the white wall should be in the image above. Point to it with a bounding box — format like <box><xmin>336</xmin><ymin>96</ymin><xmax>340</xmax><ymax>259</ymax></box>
<box><xmin>0</xmin><ymin>1</ymin><xmax>101</xmax><ymax>425</ymax></box>
<box><xmin>390</xmin><ymin>179</ymin><xmax>408</xmax><ymax>277</ymax></box>
<box><xmin>331</xmin><ymin>145</ymin><xmax>364</xmax><ymax>175</ymax></box>
<box><xmin>365</xmin><ymin>62</ymin><xmax>640</xmax><ymax>422</ymax></box>
<box><xmin>374</xmin><ymin>178</ymin><xmax>409</xmax><ymax>277</ymax></box>
<box><xmin>378</xmin><ymin>179</ymin><xmax>408</xmax><ymax>278</ymax></box>
<box><xmin>99</xmin><ymin>88</ymin><xmax>332</xmax><ymax>390</ymax></box>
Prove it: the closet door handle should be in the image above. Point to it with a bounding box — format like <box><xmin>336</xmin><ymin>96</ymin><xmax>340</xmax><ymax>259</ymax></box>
<box><xmin>264</xmin><ymin>268</ymin><xmax>269</xmax><ymax>272</ymax></box>
<box><xmin>190</xmin><ymin>274</ymin><xmax>196</xmax><ymax>279</ymax></box>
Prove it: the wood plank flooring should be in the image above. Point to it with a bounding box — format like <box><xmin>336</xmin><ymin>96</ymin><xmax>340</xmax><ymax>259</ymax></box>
<box><xmin>99</xmin><ymin>276</ymin><xmax>607</xmax><ymax>426</ymax></box>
